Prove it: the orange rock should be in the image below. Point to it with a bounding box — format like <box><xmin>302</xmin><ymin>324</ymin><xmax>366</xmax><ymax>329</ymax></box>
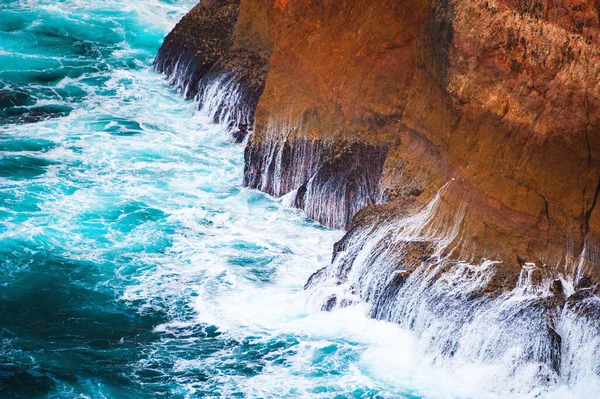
<box><xmin>158</xmin><ymin>0</ymin><xmax>600</xmax><ymax>288</ymax></box>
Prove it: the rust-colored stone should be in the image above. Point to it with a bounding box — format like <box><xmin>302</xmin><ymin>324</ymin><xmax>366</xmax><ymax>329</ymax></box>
<box><xmin>157</xmin><ymin>0</ymin><xmax>600</xmax><ymax>292</ymax></box>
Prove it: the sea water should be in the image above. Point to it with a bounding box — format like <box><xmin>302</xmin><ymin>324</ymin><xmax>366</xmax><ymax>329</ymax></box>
<box><xmin>0</xmin><ymin>1</ymin><xmax>412</xmax><ymax>397</ymax></box>
<box><xmin>0</xmin><ymin>1</ymin><xmax>595</xmax><ymax>398</ymax></box>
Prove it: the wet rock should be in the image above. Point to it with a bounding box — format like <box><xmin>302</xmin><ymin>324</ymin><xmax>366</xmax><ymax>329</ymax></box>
<box><xmin>231</xmin><ymin>123</ymin><xmax>249</xmax><ymax>143</ymax></box>
<box><xmin>154</xmin><ymin>0</ymin><xmax>241</xmax><ymax>99</ymax></box>
<box><xmin>576</xmin><ymin>275</ymin><xmax>595</xmax><ymax>290</ymax></box>
<box><xmin>322</xmin><ymin>296</ymin><xmax>337</xmax><ymax>311</ymax></box>
<box><xmin>566</xmin><ymin>293</ymin><xmax>600</xmax><ymax>321</ymax></box>
<box><xmin>244</xmin><ymin>137</ymin><xmax>389</xmax><ymax>228</ymax></box>
<box><xmin>550</xmin><ymin>279</ymin><xmax>565</xmax><ymax>299</ymax></box>
<box><xmin>304</xmin><ymin>266</ymin><xmax>326</xmax><ymax>290</ymax></box>
<box><xmin>293</xmin><ymin>142</ymin><xmax>389</xmax><ymax>229</ymax></box>
<box><xmin>547</xmin><ymin>316</ymin><xmax>563</xmax><ymax>375</ymax></box>
<box><xmin>154</xmin><ymin>0</ymin><xmax>272</xmax><ymax>128</ymax></box>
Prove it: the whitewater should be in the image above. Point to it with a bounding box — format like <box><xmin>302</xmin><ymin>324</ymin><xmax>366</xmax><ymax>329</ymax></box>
<box><xmin>0</xmin><ymin>1</ymin><xmax>597</xmax><ymax>398</ymax></box>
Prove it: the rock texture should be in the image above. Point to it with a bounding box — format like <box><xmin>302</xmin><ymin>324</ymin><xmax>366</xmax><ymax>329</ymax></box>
<box><xmin>244</xmin><ymin>0</ymin><xmax>433</xmax><ymax>229</ymax></box>
<box><xmin>154</xmin><ymin>0</ymin><xmax>272</xmax><ymax>129</ymax></box>
<box><xmin>156</xmin><ymin>0</ymin><xmax>600</xmax><ymax>307</ymax></box>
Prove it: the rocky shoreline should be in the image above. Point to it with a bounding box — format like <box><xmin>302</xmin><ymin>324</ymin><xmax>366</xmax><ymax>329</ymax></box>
<box><xmin>155</xmin><ymin>0</ymin><xmax>600</xmax><ymax>389</ymax></box>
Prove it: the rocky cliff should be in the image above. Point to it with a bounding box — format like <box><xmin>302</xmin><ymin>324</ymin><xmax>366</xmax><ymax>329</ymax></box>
<box><xmin>154</xmin><ymin>0</ymin><xmax>272</xmax><ymax>135</ymax></box>
<box><xmin>156</xmin><ymin>0</ymin><xmax>600</xmax><ymax>389</ymax></box>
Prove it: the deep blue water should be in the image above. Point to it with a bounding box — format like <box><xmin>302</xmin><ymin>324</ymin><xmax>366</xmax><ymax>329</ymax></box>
<box><xmin>0</xmin><ymin>1</ymin><xmax>436</xmax><ymax>398</ymax></box>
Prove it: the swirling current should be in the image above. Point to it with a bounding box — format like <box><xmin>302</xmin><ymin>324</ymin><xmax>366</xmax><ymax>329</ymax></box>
<box><xmin>0</xmin><ymin>1</ymin><xmax>598</xmax><ymax>399</ymax></box>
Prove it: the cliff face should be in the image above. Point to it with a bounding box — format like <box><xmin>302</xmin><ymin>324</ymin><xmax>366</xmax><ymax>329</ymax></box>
<box><xmin>250</xmin><ymin>0</ymin><xmax>600</xmax><ymax>286</ymax></box>
<box><xmin>426</xmin><ymin>0</ymin><xmax>600</xmax><ymax>286</ymax></box>
<box><xmin>245</xmin><ymin>0</ymin><xmax>434</xmax><ymax>229</ymax></box>
<box><xmin>156</xmin><ymin>0</ymin><xmax>600</xmax><ymax>296</ymax></box>
<box><xmin>154</xmin><ymin>0</ymin><xmax>272</xmax><ymax>133</ymax></box>
<box><xmin>156</xmin><ymin>0</ymin><xmax>600</xmax><ymax>384</ymax></box>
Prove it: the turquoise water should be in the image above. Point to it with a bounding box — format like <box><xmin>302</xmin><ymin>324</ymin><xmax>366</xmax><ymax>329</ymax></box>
<box><xmin>0</xmin><ymin>1</ymin><xmax>436</xmax><ymax>398</ymax></box>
